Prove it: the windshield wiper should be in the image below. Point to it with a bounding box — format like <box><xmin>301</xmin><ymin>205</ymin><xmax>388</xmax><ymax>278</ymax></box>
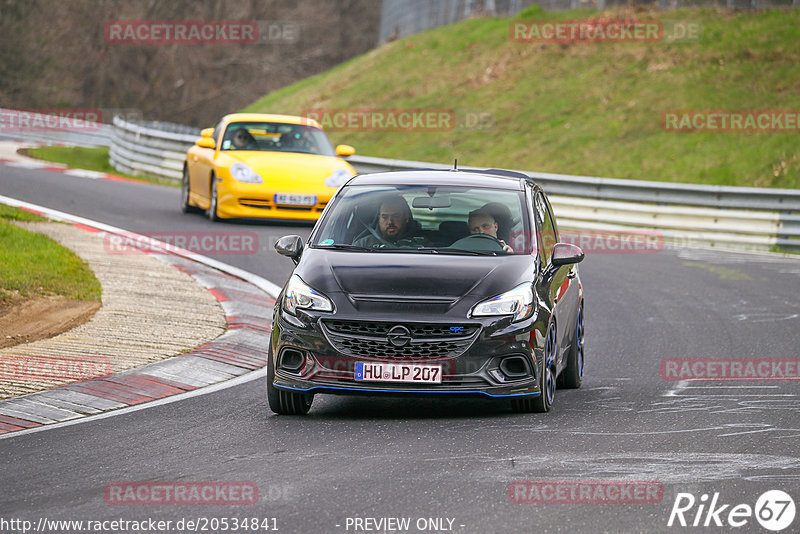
<box><xmin>314</xmin><ymin>243</ymin><xmax>377</xmax><ymax>252</ymax></box>
<box><xmin>415</xmin><ymin>247</ymin><xmax>499</xmax><ymax>256</ymax></box>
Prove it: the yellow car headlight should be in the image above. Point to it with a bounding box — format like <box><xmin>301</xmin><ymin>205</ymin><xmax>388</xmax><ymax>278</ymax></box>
<box><xmin>230</xmin><ymin>163</ymin><xmax>263</xmax><ymax>184</ymax></box>
<box><xmin>324</xmin><ymin>168</ymin><xmax>352</xmax><ymax>188</ymax></box>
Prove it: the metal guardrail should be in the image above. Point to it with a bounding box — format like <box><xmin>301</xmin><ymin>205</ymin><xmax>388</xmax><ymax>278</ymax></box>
<box><xmin>347</xmin><ymin>155</ymin><xmax>800</xmax><ymax>211</ymax></box>
<box><xmin>0</xmin><ymin>108</ymin><xmax>112</xmax><ymax>147</ymax></box>
<box><xmin>110</xmin><ymin>116</ymin><xmax>199</xmax><ymax>181</ymax></box>
<box><xmin>346</xmin><ymin>155</ymin><xmax>800</xmax><ymax>252</ymax></box>
<box><xmin>3</xmin><ymin>112</ymin><xmax>785</xmax><ymax>253</ymax></box>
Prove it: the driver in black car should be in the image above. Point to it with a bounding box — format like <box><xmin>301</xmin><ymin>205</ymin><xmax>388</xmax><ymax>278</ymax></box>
<box><xmin>353</xmin><ymin>194</ymin><xmax>420</xmax><ymax>248</ymax></box>
<box><xmin>468</xmin><ymin>208</ymin><xmax>514</xmax><ymax>253</ymax></box>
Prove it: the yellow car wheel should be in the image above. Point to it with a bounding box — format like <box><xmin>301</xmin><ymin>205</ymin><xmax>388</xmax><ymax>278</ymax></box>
<box><xmin>181</xmin><ymin>166</ymin><xmax>201</xmax><ymax>214</ymax></box>
<box><xmin>207</xmin><ymin>177</ymin><xmax>221</xmax><ymax>222</ymax></box>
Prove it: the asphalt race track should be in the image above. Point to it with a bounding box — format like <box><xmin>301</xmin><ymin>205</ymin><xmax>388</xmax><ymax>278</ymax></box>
<box><xmin>2</xmin><ymin>164</ymin><xmax>799</xmax><ymax>533</ymax></box>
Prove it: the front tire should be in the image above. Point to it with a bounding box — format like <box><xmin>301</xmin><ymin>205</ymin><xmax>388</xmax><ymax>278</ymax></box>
<box><xmin>512</xmin><ymin>322</ymin><xmax>556</xmax><ymax>413</ymax></box>
<box><xmin>181</xmin><ymin>166</ymin><xmax>200</xmax><ymax>214</ymax></box>
<box><xmin>267</xmin><ymin>345</ymin><xmax>313</xmax><ymax>415</ymax></box>
<box><xmin>207</xmin><ymin>176</ymin><xmax>221</xmax><ymax>222</ymax></box>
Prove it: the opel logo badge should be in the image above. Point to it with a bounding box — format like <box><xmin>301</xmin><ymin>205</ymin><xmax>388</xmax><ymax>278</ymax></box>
<box><xmin>387</xmin><ymin>325</ymin><xmax>411</xmax><ymax>347</ymax></box>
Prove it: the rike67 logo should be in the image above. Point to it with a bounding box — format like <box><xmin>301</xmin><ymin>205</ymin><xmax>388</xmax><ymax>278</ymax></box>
<box><xmin>668</xmin><ymin>490</ymin><xmax>795</xmax><ymax>531</ymax></box>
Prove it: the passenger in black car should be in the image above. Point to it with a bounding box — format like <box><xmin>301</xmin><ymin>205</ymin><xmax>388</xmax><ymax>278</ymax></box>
<box><xmin>353</xmin><ymin>194</ymin><xmax>420</xmax><ymax>247</ymax></box>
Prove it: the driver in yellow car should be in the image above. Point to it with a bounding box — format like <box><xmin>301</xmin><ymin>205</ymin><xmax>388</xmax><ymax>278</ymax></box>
<box><xmin>468</xmin><ymin>208</ymin><xmax>514</xmax><ymax>253</ymax></box>
<box><xmin>231</xmin><ymin>127</ymin><xmax>257</xmax><ymax>149</ymax></box>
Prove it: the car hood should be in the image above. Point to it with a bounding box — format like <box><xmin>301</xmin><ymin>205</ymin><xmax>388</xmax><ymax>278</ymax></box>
<box><xmin>295</xmin><ymin>248</ymin><xmax>536</xmax><ymax>301</ymax></box>
<box><xmin>223</xmin><ymin>151</ymin><xmax>353</xmax><ymax>186</ymax></box>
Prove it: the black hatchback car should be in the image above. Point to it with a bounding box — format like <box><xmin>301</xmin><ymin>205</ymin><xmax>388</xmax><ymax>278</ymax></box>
<box><xmin>269</xmin><ymin>168</ymin><xmax>585</xmax><ymax>415</ymax></box>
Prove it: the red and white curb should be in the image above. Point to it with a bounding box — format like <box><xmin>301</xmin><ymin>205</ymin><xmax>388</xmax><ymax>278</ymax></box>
<box><xmin>0</xmin><ymin>141</ymin><xmax>143</xmax><ymax>184</ymax></box>
<box><xmin>0</xmin><ymin>195</ymin><xmax>281</xmax><ymax>436</ymax></box>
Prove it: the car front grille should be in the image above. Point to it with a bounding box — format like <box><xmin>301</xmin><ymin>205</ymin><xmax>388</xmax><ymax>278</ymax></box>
<box><xmin>320</xmin><ymin>320</ymin><xmax>480</xmax><ymax>359</ymax></box>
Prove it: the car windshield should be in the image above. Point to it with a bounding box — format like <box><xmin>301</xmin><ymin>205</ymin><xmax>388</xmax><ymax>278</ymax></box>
<box><xmin>311</xmin><ymin>184</ymin><xmax>534</xmax><ymax>255</ymax></box>
<box><xmin>220</xmin><ymin>121</ymin><xmax>335</xmax><ymax>156</ymax></box>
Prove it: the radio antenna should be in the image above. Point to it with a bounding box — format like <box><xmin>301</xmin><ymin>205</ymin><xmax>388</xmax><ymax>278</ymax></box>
<box><xmin>453</xmin><ymin>158</ymin><xmax>458</xmax><ymax>171</ymax></box>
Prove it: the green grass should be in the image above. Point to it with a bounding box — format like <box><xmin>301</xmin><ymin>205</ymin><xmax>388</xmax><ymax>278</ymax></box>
<box><xmin>0</xmin><ymin>203</ymin><xmax>46</xmax><ymax>222</ymax></box>
<box><xmin>244</xmin><ymin>6</ymin><xmax>800</xmax><ymax>188</ymax></box>
<box><xmin>0</xmin><ymin>205</ymin><xmax>102</xmax><ymax>304</ymax></box>
<box><xmin>23</xmin><ymin>146</ymin><xmax>178</xmax><ymax>187</ymax></box>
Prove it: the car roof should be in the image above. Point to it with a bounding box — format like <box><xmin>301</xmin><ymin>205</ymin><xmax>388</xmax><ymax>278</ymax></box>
<box><xmin>347</xmin><ymin>169</ymin><xmax>539</xmax><ymax>191</ymax></box>
<box><xmin>221</xmin><ymin>113</ymin><xmax>321</xmax><ymax>129</ymax></box>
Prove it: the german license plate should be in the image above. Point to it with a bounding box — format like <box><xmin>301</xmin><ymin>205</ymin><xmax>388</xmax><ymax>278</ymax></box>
<box><xmin>274</xmin><ymin>193</ymin><xmax>316</xmax><ymax>206</ymax></box>
<box><xmin>354</xmin><ymin>362</ymin><xmax>442</xmax><ymax>384</ymax></box>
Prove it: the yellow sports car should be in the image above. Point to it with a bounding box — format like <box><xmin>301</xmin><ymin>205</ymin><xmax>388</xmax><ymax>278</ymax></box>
<box><xmin>181</xmin><ymin>113</ymin><xmax>356</xmax><ymax>222</ymax></box>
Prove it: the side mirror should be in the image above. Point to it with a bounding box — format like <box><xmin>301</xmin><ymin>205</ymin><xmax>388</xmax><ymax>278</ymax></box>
<box><xmin>335</xmin><ymin>144</ymin><xmax>355</xmax><ymax>157</ymax></box>
<box><xmin>551</xmin><ymin>243</ymin><xmax>585</xmax><ymax>266</ymax></box>
<box><xmin>200</xmin><ymin>127</ymin><xmax>214</xmax><ymax>138</ymax></box>
<box><xmin>195</xmin><ymin>137</ymin><xmax>216</xmax><ymax>149</ymax></box>
<box><xmin>275</xmin><ymin>235</ymin><xmax>304</xmax><ymax>263</ymax></box>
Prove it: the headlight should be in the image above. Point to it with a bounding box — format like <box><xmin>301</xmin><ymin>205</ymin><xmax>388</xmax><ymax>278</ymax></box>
<box><xmin>324</xmin><ymin>168</ymin><xmax>351</xmax><ymax>188</ymax></box>
<box><xmin>284</xmin><ymin>275</ymin><xmax>333</xmax><ymax>315</ymax></box>
<box><xmin>230</xmin><ymin>163</ymin><xmax>263</xmax><ymax>184</ymax></box>
<box><xmin>470</xmin><ymin>283</ymin><xmax>535</xmax><ymax>323</ymax></box>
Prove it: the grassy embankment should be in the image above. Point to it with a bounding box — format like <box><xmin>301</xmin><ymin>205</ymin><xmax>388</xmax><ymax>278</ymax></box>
<box><xmin>244</xmin><ymin>6</ymin><xmax>800</xmax><ymax>189</ymax></box>
<box><xmin>0</xmin><ymin>204</ymin><xmax>101</xmax><ymax>307</ymax></box>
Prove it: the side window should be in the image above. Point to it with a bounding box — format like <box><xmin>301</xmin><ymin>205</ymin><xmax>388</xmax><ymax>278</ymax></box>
<box><xmin>536</xmin><ymin>192</ymin><xmax>556</xmax><ymax>264</ymax></box>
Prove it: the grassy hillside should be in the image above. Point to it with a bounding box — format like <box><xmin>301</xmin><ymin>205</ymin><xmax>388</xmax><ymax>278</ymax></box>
<box><xmin>244</xmin><ymin>6</ymin><xmax>800</xmax><ymax>189</ymax></box>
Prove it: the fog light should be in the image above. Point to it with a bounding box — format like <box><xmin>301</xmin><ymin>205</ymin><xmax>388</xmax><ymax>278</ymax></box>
<box><xmin>279</xmin><ymin>349</ymin><xmax>305</xmax><ymax>371</ymax></box>
<box><xmin>499</xmin><ymin>356</ymin><xmax>530</xmax><ymax>379</ymax></box>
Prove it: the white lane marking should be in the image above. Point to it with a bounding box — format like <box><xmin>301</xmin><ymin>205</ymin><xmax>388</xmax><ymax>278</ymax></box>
<box><xmin>732</xmin><ymin>312</ymin><xmax>799</xmax><ymax>322</ymax></box>
<box><xmin>717</xmin><ymin>427</ymin><xmax>782</xmax><ymax>437</ymax></box>
<box><xmin>684</xmin><ymin>386</ymin><xmax>778</xmax><ymax>389</ymax></box>
<box><xmin>0</xmin><ymin>194</ymin><xmax>282</xmax><ymax>297</ymax></box>
<box><xmin>0</xmin><ymin>368</ymin><xmax>265</xmax><ymax>441</ymax></box>
<box><xmin>3</xmin><ymin>160</ymin><xmax>49</xmax><ymax>169</ymax></box>
<box><xmin>666</xmin><ymin>394</ymin><xmax>796</xmax><ymax>397</ymax></box>
<box><xmin>63</xmin><ymin>169</ymin><xmax>107</xmax><ymax>179</ymax></box>
<box><xmin>663</xmin><ymin>380</ymin><xmax>689</xmax><ymax>396</ymax></box>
